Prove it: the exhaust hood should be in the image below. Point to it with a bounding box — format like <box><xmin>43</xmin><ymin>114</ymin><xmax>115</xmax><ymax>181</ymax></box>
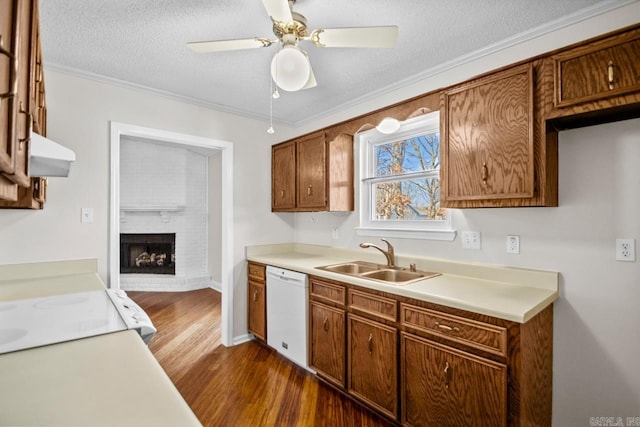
<box><xmin>29</xmin><ymin>133</ymin><xmax>76</xmax><ymax>177</ymax></box>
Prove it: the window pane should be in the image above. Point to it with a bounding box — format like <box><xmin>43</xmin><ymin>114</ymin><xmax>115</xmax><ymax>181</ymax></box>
<box><xmin>374</xmin><ymin>132</ymin><xmax>439</xmax><ymax>178</ymax></box>
<box><xmin>373</xmin><ymin>178</ymin><xmax>445</xmax><ymax>221</ymax></box>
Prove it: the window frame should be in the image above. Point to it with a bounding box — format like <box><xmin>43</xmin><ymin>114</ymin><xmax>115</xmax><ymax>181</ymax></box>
<box><xmin>356</xmin><ymin>112</ymin><xmax>456</xmax><ymax>241</ymax></box>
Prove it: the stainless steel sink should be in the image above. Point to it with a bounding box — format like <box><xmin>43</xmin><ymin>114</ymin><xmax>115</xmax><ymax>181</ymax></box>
<box><xmin>316</xmin><ymin>261</ymin><xmax>440</xmax><ymax>285</ymax></box>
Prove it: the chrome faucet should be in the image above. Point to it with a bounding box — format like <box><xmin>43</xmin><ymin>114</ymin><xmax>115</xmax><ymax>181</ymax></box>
<box><xmin>360</xmin><ymin>238</ymin><xmax>395</xmax><ymax>268</ymax></box>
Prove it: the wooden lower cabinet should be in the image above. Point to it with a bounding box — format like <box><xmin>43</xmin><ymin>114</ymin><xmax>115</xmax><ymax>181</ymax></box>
<box><xmin>401</xmin><ymin>332</ymin><xmax>507</xmax><ymax>427</ymax></box>
<box><xmin>307</xmin><ymin>275</ymin><xmax>553</xmax><ymax>426</ymax></box>
<box><xmin>347</xmin><ymin>314</ymin><xmax>398</xmax><ymax>420</ymax></box>
<box><xmin>309</xmin><ymin>301</ymin><xmax>345</xmax><ymax>387</ymax></box>
<box><xmin>247</xmin><ymin>262</ymin><xmax>266</xmax><ymax>341</ymax></box>
<box><xmin>248</xmin><ymin>280</ymin><xmax>266</xmax><ymax>341</ymax></box>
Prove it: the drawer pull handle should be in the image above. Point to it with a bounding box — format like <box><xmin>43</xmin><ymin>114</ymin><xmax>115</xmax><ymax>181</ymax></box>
<box><xmin>444</xmin><ymin>361</ymin><xmax>451</xmax><ymax>388</ymax></box>
<box><xmin>323</xmin><ymin>318</ymin><xmax>329</xmax><ymax>332</ymax></box>
<box><xmin>280</xmin><ymin>189</ymin><xmax>285</xmax><ymax>198</ymax></box>
<box><xmin>607</xmin><ymin>60</ymin><xmax>614</xmax><ymax>90</ymax></box>
<box><xmin>0</xmin><ymin>36</ymin><xmax>17</xmax><ymax>101</ymax></box>
<box><xmin>307</xmin><ymin>185</ymin><xmax>313</xmax><ymax>196</ymax></box>
<box><xmin>252</xmin><ymin>290</ymin><xmax>258</xmax><ymax>302</ymax></box>
<box><xmin>435</xmin><ymin>322</ymin><xmax>460</xmax><ymax>332</ymax></box>
<box><xmin>368</xmin><ymin>333</ymin><xmax>373</xmax><ymax>354</ymax></box>
<box><xmin>481</xmin><ymin>162</ymin><xmax>488</xmax><ymax>185</ymax></box>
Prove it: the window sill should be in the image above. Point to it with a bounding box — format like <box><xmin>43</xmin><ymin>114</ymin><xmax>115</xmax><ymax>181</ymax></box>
<box><xmin>355</xmin><ymin>227</ymin><xmax>457</xmax><ymax>241</ymax></box>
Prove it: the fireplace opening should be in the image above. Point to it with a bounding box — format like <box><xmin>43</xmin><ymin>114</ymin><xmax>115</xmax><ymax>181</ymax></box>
<box><xmin>120</xmin><ymin>233</ymin><xmax>176</xmax><ymax>275</ymax></box>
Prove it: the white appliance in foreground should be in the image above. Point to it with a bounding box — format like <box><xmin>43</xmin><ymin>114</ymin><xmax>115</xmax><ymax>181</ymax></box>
<box><xmin>266</xmin><ymin>266</ymin><xmax>309</xmax><ymax>369</ymax></box>
<box><xmin>0</xmin><ymin>290</ymin><xmax>156</xmax><ymax>354</ymax></box>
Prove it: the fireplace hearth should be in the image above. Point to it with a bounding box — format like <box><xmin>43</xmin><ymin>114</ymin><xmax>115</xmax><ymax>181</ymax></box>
<box><xmin>120</xmin><ymin>233</ymin><xmax>176</xmax><ymax>275</ymax></box>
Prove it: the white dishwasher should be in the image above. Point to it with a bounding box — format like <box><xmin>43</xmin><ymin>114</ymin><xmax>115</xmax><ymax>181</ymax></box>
<box><xmin>266</xmin><ymin>266</ymin><xmax>309</xmax><ymax>369</ymax></box>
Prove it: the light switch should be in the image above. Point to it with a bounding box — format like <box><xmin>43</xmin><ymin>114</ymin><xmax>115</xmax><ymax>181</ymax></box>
<box><xmin>81</xmin><ymin>208</ymin><xmax>94</xmax><ymax>223</ymax></box>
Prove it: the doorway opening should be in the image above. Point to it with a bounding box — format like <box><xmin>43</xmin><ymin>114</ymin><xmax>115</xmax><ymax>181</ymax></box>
<box><xmin>109</xmin><ymin>122</ymin><xmax>234</xmax><ymax>347</ymax></box>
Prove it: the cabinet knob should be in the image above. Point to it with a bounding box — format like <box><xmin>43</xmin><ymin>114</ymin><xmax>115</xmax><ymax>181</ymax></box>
<box><xmin>481</xmin><ymin>162</ymin><xmax>488</xmax><ymax>185</ymax></box>
<box><xmin>444</xmin><ymin>361</ymin><xmax>452</xmax><ymax>388</ymax></box>
<box><xmin>323</xmin><ymin>318</ymin><xmax>329</xmax><ymax>332</ymax></box>
<box><xmin>607</xmin><ymin>60</ymin><xmax>615</xmax><ymax>90</ymax></box>
<box><xmin>368</xmin><ymin>333</ymin><xmax>373</xmax><ymax>354</ymax></box>
<box><xmin>0</xmin><ymin>36</ymin><xmax>17</xmax><ymax>101</ymax></box>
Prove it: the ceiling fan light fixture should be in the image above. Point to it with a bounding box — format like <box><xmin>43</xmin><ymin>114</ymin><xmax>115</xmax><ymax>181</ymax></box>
<box><xmin>270</xmin><ymin>45</ymin><xmax>311</xmax><ymax>92</ymax></box>
<box><xmin>376</xmin><ymin>117</ymin><xmax>401</xmax><ymax>134</ymax></box>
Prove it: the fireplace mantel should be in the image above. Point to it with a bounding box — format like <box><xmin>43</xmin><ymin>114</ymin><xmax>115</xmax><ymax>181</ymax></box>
<box><xmin>120</xmin><ymin>205</ymin><xmax>185</xmax><ymax>223</ymax></box>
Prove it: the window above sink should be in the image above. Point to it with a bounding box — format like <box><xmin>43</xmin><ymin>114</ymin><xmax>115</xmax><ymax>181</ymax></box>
<box><xmin>356</xmin><ymin>112</ymin><xmax>456</xmax><ymax>241</ymax></box>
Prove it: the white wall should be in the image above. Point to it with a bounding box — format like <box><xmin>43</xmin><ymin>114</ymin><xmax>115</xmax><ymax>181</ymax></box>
<box><xmin>287</xmin><ymin>4</ymin><xmax>640</xmax><ymax>425</ymax></box>
<box><xmin>0</xmin><ymin>69</ymin><xmax>297</xmax><ymax>339</ymax></box>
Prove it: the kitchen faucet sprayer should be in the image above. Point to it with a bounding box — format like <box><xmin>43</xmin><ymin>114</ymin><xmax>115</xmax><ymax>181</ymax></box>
<box><xmin>359</xmin><ymin>238</ymin><xmax>395</xmax><ymax>268</ymax></box>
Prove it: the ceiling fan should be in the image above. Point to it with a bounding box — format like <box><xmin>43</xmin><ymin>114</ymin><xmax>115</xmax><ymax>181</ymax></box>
<box><xmin>187</xmin><ymin>0</ymin><xmax>398</xmax><ymax>92</ymax></box>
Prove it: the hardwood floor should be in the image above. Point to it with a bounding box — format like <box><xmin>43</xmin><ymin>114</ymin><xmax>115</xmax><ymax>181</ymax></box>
<box><xmin>128</xmin><ymin>289</ymin><xmax>393</xmax><ymax>427</ymax></box>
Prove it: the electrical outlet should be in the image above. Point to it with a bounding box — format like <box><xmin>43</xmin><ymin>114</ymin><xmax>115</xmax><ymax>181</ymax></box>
<box><xmin>461</xmin><ymin>231</ymin><xmax>481</xmax><ymax>250</ymax></box>
<box><xmin>506</xmin><ymin>235</ymin><xmax>520</xmax><ymax>254</ymax></box>
<box><xmin>616</xmin><ymin>238</ymin><xmax>636</xmax><ymax>262</ymax></box>
<box><xmin>332</xmin><ymin>228</ymin><xmax>339</xmax><ymax>240</ymax></box>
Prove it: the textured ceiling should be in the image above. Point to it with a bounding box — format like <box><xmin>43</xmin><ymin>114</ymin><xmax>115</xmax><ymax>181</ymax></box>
<box><xmin>40</xmin><ymin>0</ymin><xmax>619</xmax><ymax>126</ymax></box>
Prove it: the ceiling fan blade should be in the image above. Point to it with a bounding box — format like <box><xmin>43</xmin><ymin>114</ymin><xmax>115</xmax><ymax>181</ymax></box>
<box><xmin>309</xmin><ymin>26</ymin><xmax>398</xmax><ymax>48</ymax></box>
<box><xmin>262</xmin><ymin>0</ymin><xmax>293</xmax><ymax>24</ymax></box>
<box><xmin>187</xmin><ymin>37</ymin><xmax>274</xmax><ymax>53</ymax></box>
<box><xmin>302</xmin><ymin>63</ymin><xmax>317</xmax><ymax>90</ymax></box>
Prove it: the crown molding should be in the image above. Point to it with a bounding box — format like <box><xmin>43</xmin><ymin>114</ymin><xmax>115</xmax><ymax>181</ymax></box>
<box><xmin>44</xmin><ymin>0</ymin><xmax>635</xmax><ymax>129</ymax></box>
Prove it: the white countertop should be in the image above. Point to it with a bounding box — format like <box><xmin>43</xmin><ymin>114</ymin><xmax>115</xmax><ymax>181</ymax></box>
<box><xmin>0</xmin><ymin>330</ymin><xmax>201</xmax><ymax>427</ymax></box>
<box><xmin>247</xmin><ymin>243</ymin><xmax>559</xmax><ymax>323</ymax></box>
<box><xmin>0</xmin><ymin>259</ymin><xmax>202</xmax><ymax>427</ymax></box>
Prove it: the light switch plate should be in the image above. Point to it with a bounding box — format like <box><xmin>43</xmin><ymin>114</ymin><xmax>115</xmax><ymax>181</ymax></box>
<box><xmin>81</xmin><ymin>208</ymin><xmax>94</xmax><ymax>224</ymax></box>
<box><xmin>507</xmin><ymin>235</ymin><xmax>520</xmax><ymax>254</ymax></box>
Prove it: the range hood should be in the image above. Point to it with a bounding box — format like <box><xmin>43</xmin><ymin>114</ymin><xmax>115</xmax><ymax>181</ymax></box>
<box><xmin>29</xmin><ymin>133</ymin><xmax>76</xmax><ymax>177</ymax></box>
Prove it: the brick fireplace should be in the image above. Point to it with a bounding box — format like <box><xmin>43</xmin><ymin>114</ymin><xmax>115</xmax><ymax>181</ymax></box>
<box><xmin>120</xmin><ymin>233</ymin><xmax>176</xmax><ymax>275</ymax></box>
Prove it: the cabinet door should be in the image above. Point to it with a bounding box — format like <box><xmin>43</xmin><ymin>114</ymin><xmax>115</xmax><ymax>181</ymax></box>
<box><xmin>0</xmin><ymin>0</ymin><xmax>17</xmax><ymax>177</ymax></box>
<box><xmin>296</xmin><ymin>132</ymin><xmax>326</xmax><ymax>209</ymax></box>
<box><xmin>554</xmin><ymin>32</ymin><xmax>640</xmax><ymax>108</ymax></box>
<box><xmin>248</xmin><ymin>280</ymin><xmax>266</xmax><ymax>341</ymax></box>
<box><xmin>347</xmin><ymin>314</ymin><xmax>398</xmax><ymax>420</ymax></box>
<box><xmin>3</xmin><ymin>0</ymin><xmax>33</xmax><ymax>187</ymax></box>
<box><xmin>271</xmin><ymin>141</ymin><xmax>295</xmax><ymax>210</ymax></box>
<box><xmin>310</xmin><ymin>302</ymin><xmax>345</xmax><ymax>388</ymax></box>
<box><xmin>441</xmin><ymin>63</ymin><xmax>534</xmax><ymax>202</ymax></box>
<box><xmin>401</xmin><ymin>333</ymin><xmax>507</xmax><ymax>427</ymax></box>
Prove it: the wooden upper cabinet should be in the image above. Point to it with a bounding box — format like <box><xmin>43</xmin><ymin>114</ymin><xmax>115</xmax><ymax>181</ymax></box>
<box><xmin>272</xmin><ymin>131</ymin><xmax>353</xmax><ymax>212</ymax></box>
<box><xmin>441</xmin><ymin>63</ymin><xmax>535</xmax><ymax>204</ymax></box>
<box><xmin>3</xmin><ymin>0</ymin><xmax>34</xmax><ymax>188</ymax></box>
<box><xmin>0</xmin><ymin>0</ymin><xmax>18</xmax><ymax>200</ymax></box>
<box><xmin>296</xmin><ymin>131</ymin><xmax>326</xmax><ymax>209</ymax></box>
<box><xmin>554</xmin><ymin>28</ymin><xmax>640</xmax><ymax>108</ymax></box>
<box><xmin>271</xmin><ymin>141</ymin><xmax>296</xmax><ymax>210</ymax></box>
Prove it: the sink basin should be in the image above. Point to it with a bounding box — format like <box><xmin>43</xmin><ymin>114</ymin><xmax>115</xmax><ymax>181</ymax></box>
<box><xmin>316</xmin><ymin>261</ymin><xmax>440</xmax><ymax>285</ymax></box>
<box><xmin>319</xmin><ymin>261</ymin><xmax>379</xmax><ymax>275</ymax></box>
<box><xmin>361</xmin><ymin>269</ymin><xmax>433</xmax><ymax>283</ymax></box>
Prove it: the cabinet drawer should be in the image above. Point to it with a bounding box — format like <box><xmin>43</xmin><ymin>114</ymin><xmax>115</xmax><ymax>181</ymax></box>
<box><xmin>310</xmin><ymin>278</ymin><xmax>345</xmax><ymax>307</ymax></box>
<box><xmin>554</xmin><ymin>31</ymin><xmax>640</xmax><ymax>108</ymax></box>
<box><xmin>349</xmin><ymin>289</ymin><xmax>397</xmax><ymax>323</ymax></box>
<box><xmin>247</xmin><ymin>262</ymin><xmax>265</xmax><ymax>282</ymax></box>
<box><xmin>400</xmin><ymin>303</ymin><xmax>507</xmax><ymax>357</ymax></box>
